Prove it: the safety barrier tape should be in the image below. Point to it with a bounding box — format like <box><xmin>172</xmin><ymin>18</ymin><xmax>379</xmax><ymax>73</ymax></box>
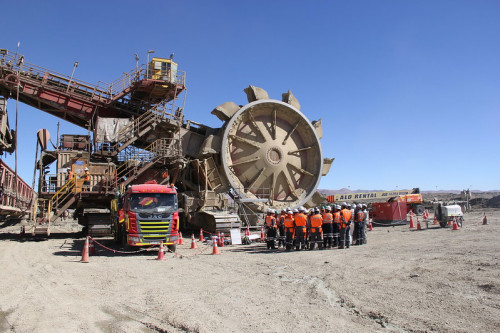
<box><xmin>89</xmin><ymin>236</ymin><xmax>215</xmax><ymax>257</ymax></box>
<box><xmin>89</xmin><ymin>236</ymin><xmax>156</xmax><ymax>254</ymax></box>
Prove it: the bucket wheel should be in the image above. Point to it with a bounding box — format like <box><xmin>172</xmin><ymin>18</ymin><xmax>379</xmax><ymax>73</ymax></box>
<box><xmin>216</xmin><ymin>86</ymin><xmax>326</xmax><ymax>210</ymax></box>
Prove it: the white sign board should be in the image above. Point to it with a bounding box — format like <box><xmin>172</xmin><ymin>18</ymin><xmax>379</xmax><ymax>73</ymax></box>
<box><xmin>230</xmin><ymin>228</ymin><xmax>242</xmax><ymax>245</ymax></box>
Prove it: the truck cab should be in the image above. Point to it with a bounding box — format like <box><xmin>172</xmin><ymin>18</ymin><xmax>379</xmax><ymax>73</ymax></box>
<box><xmin>115</xmin><ymin>182</ymin><xmax>179</xmax><ymax>251</ymax></box>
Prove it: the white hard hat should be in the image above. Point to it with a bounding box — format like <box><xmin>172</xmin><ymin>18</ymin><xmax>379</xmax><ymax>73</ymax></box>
<box><xmin>363</xmin><ymin>204</ymin><xmax>367</xmax><ymax>208</ymax></box>
<box><xmin>325</xmin><ymin>206</ymin><xmax>331</xmax><ymax>210</ymax></box>
<box><xmin>293</xmin><ymin>208</ymin><xmax>298</xmax><ymax>213</ymax></box>
<box><xmin>286</xmin><ymin>209</ymin><xmax>292</xmax><ymax>214</ymax></box>
<box><xmin>352</xmin><ymin>204</ymin><xmax>357</xmax><ymax>209</ymax></box>
<box><xmin>267</xmin><ymin>208</ymin><xmax>273</xmax><ymax>213</ymax></box>
<box><xmin>336</xmin><ymin>205</ymin><xmax>341</xmax><ymax>210</ymax></box>
<box><xmin>84</xmin><ymin>167</ymin><xmax>89</xmax><ymax>171</ymax></box>
<box><xmin>342</xmin><ymin>202</ymin><xmax>347</xmax><ymax>206</ymax></box>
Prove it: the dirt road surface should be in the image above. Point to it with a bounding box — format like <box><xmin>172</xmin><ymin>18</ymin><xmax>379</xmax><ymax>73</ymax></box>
<box><xmin>0</xmin><ymin>209</ymin><xmax>498</xmax><ymax>333</ymax></box>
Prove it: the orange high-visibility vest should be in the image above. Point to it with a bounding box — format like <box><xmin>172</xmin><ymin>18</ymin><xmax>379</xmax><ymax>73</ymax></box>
<box><xmin>356</xmin><ymin>211</ymin><xmax>365</xmax><ymax>222</ymax></box>
<box><xmin>294</xmin><ymin>213</ymin><xmax>307</xmax><ymax>227</ymax></box>
<box><xmin>284</xmin><ymin>214</ymin><xmax>295</xmax><ymax>228</ymax></box>
<box><xmin>333</xmin><ymin>212</ymin><xmax>341</xmax><ymax>224</ymax></box>
<box><xmin>322</xmin><ymin>212</ymin><xmax>333</xmax><ymax>224</ymax></box>
<box><xmin>310</xmin><ymin>214</ymin><xmax>323</xmax><ymax>227</ymax></box>
<box><xmin>340</xmin><ymin>209</ymin><xmax>352</xmax><ymax>227</ymax></box>
<box><xmin>265</xmin><ymin>215</ymin><xmax>276</xmax><ymax>228</ymax></box>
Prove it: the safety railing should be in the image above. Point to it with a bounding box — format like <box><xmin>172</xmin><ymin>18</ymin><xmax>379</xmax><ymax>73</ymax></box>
<box><xmin>94</xmin><ymin>102</ymin><xmax>183</xmax><ymax>155</ymax></box>
<box><xmin>0</xmin><ymin>49</ymin><xmax>111</xmax><ymax>101</ymax></box>
<box><xmin>0</xmin><ymin>48</ymin><xmax>186</xmax><ymax>106</ymax></box>
<box><xmin>115</xmin><ymin>138</ymin><xmax>181</xmax><ymax>182</ymax></box>
<box><xmin>48</xmin><ymin>178</ymin><xmax>75</xmax><ymax>212</ymax></box>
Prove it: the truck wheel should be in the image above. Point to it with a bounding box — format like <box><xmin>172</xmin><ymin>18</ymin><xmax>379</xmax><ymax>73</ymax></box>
<box><xmin>121</xmin><ymin>226</ymin><xmax>133</xmax><ymax>251</ymax></box>
<box><xmin>414</xmin><ymin>205</ymin><xmax>424</xmax><ymax>216</ymax></box>
<box><xmin>113</xmin><ymin>224</ymin><xmax>121</xmax><ymax>244</ymax></box>
<box><xmin>167</xmin><ymin>244</ymin><xmax>176</xmax><ymax>253</ymax></box>
<box><xmin>439</xmin><ymin>220</ymin><xmax>447</xmax><ymax>228</ymax></box>
<box><xmin>457</xmin><ymin>216</ymin><xmax>464</xmax><ymax>227</ymax></box>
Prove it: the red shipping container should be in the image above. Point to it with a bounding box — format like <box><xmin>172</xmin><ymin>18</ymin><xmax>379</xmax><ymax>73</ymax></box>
<box><xmin>371</xmin><ymin>201</ymin><xmax>408</xmax><ymax>225</ymax></box>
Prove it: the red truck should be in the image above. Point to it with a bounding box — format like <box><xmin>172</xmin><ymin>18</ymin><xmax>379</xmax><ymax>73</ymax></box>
<box><xmin>114</xmin><ymin>181</ymin><xmax>179</xmax><ymax>251</ymax></box>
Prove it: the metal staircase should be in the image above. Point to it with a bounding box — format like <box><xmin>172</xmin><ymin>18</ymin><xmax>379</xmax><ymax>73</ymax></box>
<box><xmin>33</xmin><ymin>178</ymin><xmax>76</xmax><ymax>235</ymax></box>
<box><xmin>96</xmin><ymin>100</ymin><xmax>183</xmax><ymax>156</ymax></box>
<box><xmin>116</xmin><ymin>137</ymin><xmax>181</xmax><ymax>187</ymax></box>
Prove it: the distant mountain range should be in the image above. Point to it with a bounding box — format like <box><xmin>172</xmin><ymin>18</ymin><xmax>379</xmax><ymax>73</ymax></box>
<box><xmin>318</xmin><ymin>188</ymin><xmax>499</xmax><ymax>195</ymax></box>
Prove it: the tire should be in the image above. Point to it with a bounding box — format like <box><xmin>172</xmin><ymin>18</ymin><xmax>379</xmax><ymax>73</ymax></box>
<box><xmin>113</xmin><ymin>223</ymin><xmax>121</xmax><ymax>244</ymax></box>
<box><xmin>414</xmin><ymin>205</ymin><xmax>424</xmax><ymax>216</ymax></box>
<box><xmin>167</xmin><ymin>244</ymin><xmax>176</xmax><ymax>252</ymax></box>
<box><xmin>439</xmin><ymin>220</ymin><xmax>447</xmax><ymax>228</ymax></box>
<box><xmin>121</xmin><ymin>226</ymin><xmax>133</xmax><ymax>251</ymax></box>
<box><xmin>457</xmin><ymin>216</ymin><xmax>464</xmax><ymax>228</ymax></box>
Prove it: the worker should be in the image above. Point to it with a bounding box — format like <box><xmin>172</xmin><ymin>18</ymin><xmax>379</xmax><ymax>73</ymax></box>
<box><xmin>284</xmin><ymin>209</ymin><xmax>295</xmax><ymax>251</ymax></box>
<box><xmin>339</xmin><ymin>203</ymin><xmax>352</xmax><ymax>249</ymax></box>
<box><xmin>305</xmin><ymin>208</ymin><xmax>314</xmax><ymax>249</ymax></box>
<box><xmin>82</xmin><ymin>167</ymin><xmax>90</xmax><ymax>191</ymax></box>
<box><xmin>362</xmin><ymin>204</ymin><xmax>369</xmax><ymax>244</ymax></box>
<box><xmin>354</xmin><ymin>205</ymin><xmax>366</xmax><ymax>245</ymax></box>
<box><xmin>294</xmin><ymin>207</ymin><xmax>307</xmax><ymax>251</ymax></box>
<box><xmin>264</xmin><ymin>209</ymin><xmax>277</xmax><ymax>250</ymax></box>
<box><xmin>332</xmin><ymin>205</ymin><xmax>341</xmax><ymax>247</ymax></box>
<box><xmin>66</xmin><ymin>168</ymin><xmax>74</xmax><ymax>182</ymax></box>
<box><xmin>349</xmin><ymin>203</ymin><xmax>356</xmax><ymax>246</ymax></box>
<box><xmin>277</xmin><ymin>209</ymin><xmax>286</xmax><ymax>248</ymax></box>
<box><xmin>322</xmin><ymin>206</ymin><xmax>334</xmax><ymax>249</ymax></box>
<box><xmin>309</xmin><ymin>208</ymin><xmax>323</xmax><ymax>250</ymax></box>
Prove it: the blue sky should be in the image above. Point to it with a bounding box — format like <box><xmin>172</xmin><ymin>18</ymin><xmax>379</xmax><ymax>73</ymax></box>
<box><xmin>1</xmin><ymin>0</ymin><xmax>499</xmax><ymax>191</ymax></box>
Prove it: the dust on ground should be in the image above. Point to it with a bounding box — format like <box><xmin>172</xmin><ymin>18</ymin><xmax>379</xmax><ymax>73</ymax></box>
<box><xmin>0</xmin><ymin>209</ymin><xmax>498</xmax><ymax>333</ymax></box>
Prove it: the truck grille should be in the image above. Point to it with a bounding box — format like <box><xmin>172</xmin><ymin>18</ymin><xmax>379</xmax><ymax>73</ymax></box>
<box><xmin>138</xmin><ymin>220</ymin><xmax>171</xmax><ymax>240</ymax></box>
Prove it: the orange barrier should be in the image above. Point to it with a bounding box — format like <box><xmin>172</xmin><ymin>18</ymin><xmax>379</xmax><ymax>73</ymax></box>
<box><xmin>212</xmin><ymin>237</ymin><xmax>220</xmax><ymax>255</ymax></box>
<box><xmin>190</xmin><ymin>234</ymin><xmax>198</xmax><ymax>249</ymax></box>
<box><xmin>156</xmin><ymin>243</ymin><xmax>165</xmax><ymax>260</ymax></box>
<box><xmin>80</xmin><ymin>236</ymin><xmax>90</xmax><ymax>263</ymax></box>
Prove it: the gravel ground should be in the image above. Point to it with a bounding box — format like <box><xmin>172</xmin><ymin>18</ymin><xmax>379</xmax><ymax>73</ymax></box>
<box><xmin>0</xmin><ymin>209</ymin><xmax>498</xmax><ymax>333</ymax></box>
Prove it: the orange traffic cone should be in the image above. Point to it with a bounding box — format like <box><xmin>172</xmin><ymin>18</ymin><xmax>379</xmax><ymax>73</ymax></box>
<box><xmin>89</xmin><ymin>238</ymin><xmax>96</xmax><ymax>255</ymax></box>
<box><xmin>483</xmin><ymin>213</ymin><xmax>487</xmax><ymax>225</ymax></box>
<box><xmin>80</xmin><ymin>236</ymin><xmax>90</xmax><ymax>263</ymax></box>
<box><xmin>157</xmin><ymin>242</ymin><xmax>165</xmax><ymax>260</ymax></box>
<box><xmin>199</xmin><ymin>228</ymin><xmax>204</xmax><ymax>242</ymax></box>
<box><xmin>416</xmin><ymin>217</ymin><xmax>421</xmax><ymax>230</ymax></box>
<box><xmin>217</xmin><ymin>232</ymin><xmax>222</xmax><ymax>247</ymax></box>
<box><xmin>178</xmin><ymin>232</ymin><xmax>184</xmax><ymax>245</ymax></box>
<box><xmin>220</xmin><ymin>233</ymin><xmax>225</xmax><ymax>247</ymax></box>
<box><xmin>260</xmin><ymin>227</ymin><xmax>265</xmax><ymax>242</ymax></box>
<box><xmin>190</xmin><ymin>234</ymin><xmax>198</xmax><ymax>249</ymax></box>
<box><xmin>409</xmin><ymin>215</ymin><xmax>415</xmax><ymax>228</ymax></box>
<box><xmin>368</xmin><ymin>219</ymin><xmax>373</xmax><ymax>231</ymax></box>
<box><xmin>245</xmin><ymin>226</ymin><xmax>250</xmax><ymax>237</ymax></box>
<box><xmin>452</xmin><ymin>218</ymin><xmax>460</xmax><ymax>231</ymax></box>
<box><xmin>212</xmin><ymin>236</ymin><xmax>220</xmax><ymax>255</ymax></box>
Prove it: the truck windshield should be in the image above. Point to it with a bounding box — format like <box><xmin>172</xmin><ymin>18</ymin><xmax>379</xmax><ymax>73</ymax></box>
<box><xmin>130</xmin><ymin>193</ymin><xmax>177</xmax><ymax>213</ymax></box>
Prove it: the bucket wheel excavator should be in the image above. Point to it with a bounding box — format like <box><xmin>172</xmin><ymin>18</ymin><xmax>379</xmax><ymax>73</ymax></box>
<box><xmin>0</xmin><ymin>47</ymin><xmax>332</xmax><ymax>234</ymax></box>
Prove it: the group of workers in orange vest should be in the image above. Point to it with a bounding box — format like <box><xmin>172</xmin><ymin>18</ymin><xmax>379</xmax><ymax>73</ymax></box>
<box><xmin>66</xmin><ymin>167</ymin><xmax>91</xmax><ymax>191</ymax></box>
<box><xmin>264</xmin><ymin>203</ymin><xmax>368</xmax><ymax>251</ymax></box>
